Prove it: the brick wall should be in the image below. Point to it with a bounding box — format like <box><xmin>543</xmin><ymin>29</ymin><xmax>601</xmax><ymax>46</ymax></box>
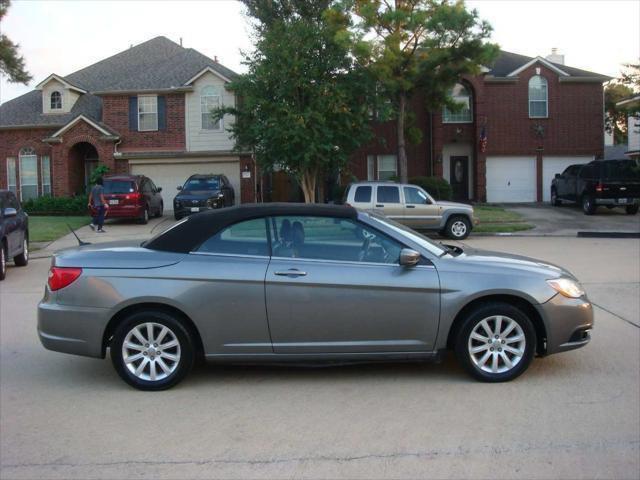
<box><xmin>102</xmin><ymin>94</ymin><xmax>185</xmax><ymax>151</ymax></box>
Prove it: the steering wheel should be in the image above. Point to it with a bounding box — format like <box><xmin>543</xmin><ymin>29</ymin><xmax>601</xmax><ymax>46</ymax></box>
<box><xmin>358</xmin><ymin>236</ymin><xmax>372</xmax><ymax>262</ymax></box>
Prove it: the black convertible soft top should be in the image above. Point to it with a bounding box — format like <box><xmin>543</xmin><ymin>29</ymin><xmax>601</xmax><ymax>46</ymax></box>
<box><xmin>144</xmin><ymin>202</ymin><xmax>358</xmax><ymax>253</ymax></box>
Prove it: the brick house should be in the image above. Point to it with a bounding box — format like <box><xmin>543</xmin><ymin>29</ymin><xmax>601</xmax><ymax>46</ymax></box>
<box><xmin>0</xmin><ymin>36</ymin><xmax>256</xmax><ymax>207</ymax></box>
<box><xmin>350</xmin><ymin>49</ymin><xmax>610</xmax><ymax>202</ymax></box>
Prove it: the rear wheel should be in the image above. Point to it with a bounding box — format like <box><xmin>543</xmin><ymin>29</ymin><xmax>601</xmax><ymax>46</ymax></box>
<box><xmin>455</xmin><ymin>302</ymin><xmax>536</xmax><ymax>382</ymax></box>
<box><xmin>550</xmin><ymin>188</ymin><xmax>561</xmax><ymax>206</ymax></box>
<box><xmin>13</xmin><ymin>235</ymin><xmax>28</xmax><ymax>267</ymax></box>
<box><xmin>0</xmin><ymin>241</ymin><xmax>6</xmax><ymax>281</ymax></box>
<box><xmin>110</xmin><ymin>310</ymin><xmax>195</xmax><ymax>390</ymax></box>
<box><xmin>445</xmin><ymin>216</ymin><xmax>471</xmax><ymax>240</ymax></box>
<box><xmin>626</xmin><ymin>204</ymin><xmax>639</xmax><ymax>215</ymax></box>
<box><xmin>582</xmin><ymin>195</ymin><xmax>596</xmax><ymax>215</ymax></box>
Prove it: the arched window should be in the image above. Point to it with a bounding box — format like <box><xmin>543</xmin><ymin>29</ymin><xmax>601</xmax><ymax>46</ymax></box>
<box><xmin>201</xmin><ymin>86</ymin><xmax>221</xmax><ymax>130</ymax></box>
<box><xmin>528</xmin><ymin>76</ymin><xmax>548</xmax><ymax>118</ymax></box>
<box><xmin>442</xmin><ymin>83</ymin><xmax>473</xmax><ymax>123</ymax></box>
<box><xmin>50</xmin><ymin>91</ymin><xmax>62</xmax><ymax>110</ymax></box>
<box><xmin>19</xmin><ymin>147</ymin><xmax>38</xmax><ymax>201</ymax></box>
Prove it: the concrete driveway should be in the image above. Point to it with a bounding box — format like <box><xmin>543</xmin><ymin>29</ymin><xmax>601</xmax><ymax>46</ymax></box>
<box><xmin>504</xmin><ymin>203</ymin><xmax>640</xmax><ymax>236</ymax></box>
<box><xmin>1</xmin><ymin>235</ymin><xmax>638</xmax><ymax>479</ymax></box>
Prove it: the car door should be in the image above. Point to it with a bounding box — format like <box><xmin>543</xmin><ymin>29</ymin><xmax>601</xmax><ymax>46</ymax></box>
<box><xmin>561</xmin><ymin>166</ymin><xmax>578</xmax><ymax>201</ymax></box>
<box><xmin>147</xmin><ymin>178</ymin><xmax>162</xmax><ymax>212</ymax></box>
<box><xmin>402</xmin><ymin>186</ymin><xmax>441</xmax><ymax>229</ymax></box>
<box><xmin>5</xmin><ymin>193</ymin><xmax>22</xmax><ymax>256</ymax></box>
<box><xmin>265</xmin><ymin>215</ymin><xmax>441</xmax><ymax>354</ymax></box>
<box><xmin>374</xmin><ymin>185</ymin><xmax>403</xmax><ymax>220</ymax></box>
<box><xmin>140</xmin><ymin>179</ymin><xmax>154</xmax><ymax>212</ymax></box>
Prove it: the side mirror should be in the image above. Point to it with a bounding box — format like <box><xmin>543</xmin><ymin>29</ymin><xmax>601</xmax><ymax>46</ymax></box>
<box><xmin>554</xmin><ymin>174</ymin><xmax>561</xmax><ymax>179</ymax></box>
<box><xmin>3</xmin><ymin>207</ymin><xmax>18</xmax><ymax>217</ymax></box>
<box><xmin>399</xmin><ymin>248</ymin><xmax>421</xmax><ymax>267</ymax></box>
<box><xmin>177</xmin><ymin>186</ymin><xmax>182</xmax><ymax>191</ymax></box>
<box><xmin>156</xmin><ymin>187</ymin><xmax>162</xmax><ymax>193</ymax></box>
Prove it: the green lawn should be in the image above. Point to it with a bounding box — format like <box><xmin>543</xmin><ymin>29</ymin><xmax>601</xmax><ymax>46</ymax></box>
<box><xmin>28</xmin><ymin>216</ymin><xmax>89</xmax><ymax>243</ymax></box>
<box><xmin>474</xmin><ymin>205</ymin><xmax>533</xmax><ymax>234</ymax></box>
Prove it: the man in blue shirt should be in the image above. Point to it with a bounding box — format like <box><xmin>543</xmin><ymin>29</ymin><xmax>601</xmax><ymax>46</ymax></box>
<box><xmin>88</xmin><ymin>177</ymin><xmax>109</xmax><ymax>233</ymax></box>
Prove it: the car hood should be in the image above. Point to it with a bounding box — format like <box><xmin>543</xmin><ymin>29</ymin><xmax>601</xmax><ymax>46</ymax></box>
<box><xmin>54</xmin><ymin>240</ymin><xmax>185</xmax><ymax>269</ymax></box>
<box><xmin>175</xmin><ymin>190</ymin><xmax>221</xmax><ymax>200</ymax></box>
<box><xmin>436</xmin><ymin>200</ymin><xmax>473</xmax><ymax>210</ymax></box>
<box><xmin>449</xmin><ymin>246</ymin><xmax>575</xmax><ymax>279</ymax></box>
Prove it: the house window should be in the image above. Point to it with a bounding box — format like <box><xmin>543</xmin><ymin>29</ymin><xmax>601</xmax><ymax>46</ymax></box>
<box><xmin>138</xmin><ymin>95</ymin><xmax>158</xmax><ymax>131</ymax></box>
<box><xmin>367</xmin><ymin>155</ymin><xmax>375</xmax><ymax>180</ymax></box>
<box><xmin>443</xmin><ymin>83</ymin><xmax>472</xmax><ymax>123</ymax></box>
<box><xmin>529</xmin><ymin>75</ymin><xmax>548</xmax><ymax>118</ymax></box>
<box><xmin>50</xmin><ymin>91</ymin><xmax>62</xmax><ymax>110</ymax></box>
<box><xmin>377</xmin><ymin>155</ymin><xmax>397</xmax><ymax>181</ymax></box>
<box><xmin>201</xmin><ymin>86</ymin><xmax>221</xmax><ymax>130</ymax></box>
<box><xmin>6</xmin><ymin>157</ymin><xmax>17</xmax><ymax>194</ymax></box>
<box><xmin>19</xmin><ymin>147</ymin><xmax>38</xmax><ymax>201</ymax></box>
<box><xmin>41</xmin><ymin>155</ymin><xmax>51</xmax><ymax>196</ymax></box>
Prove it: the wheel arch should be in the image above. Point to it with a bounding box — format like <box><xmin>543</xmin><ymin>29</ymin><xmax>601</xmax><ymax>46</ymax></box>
<box><xmin>440</xmin><ymin>210</ymin><xmax>473</xmax><ymax>229</ymax></box>
<box><xmin>446</xmin><ymin>294</ymin><xmax>547</xmax><ymax>355</ymax></box>
<box><xmin>102</xmin><ymin>302</ymin><xmax>205</xmax><ymax>359</ymax></box>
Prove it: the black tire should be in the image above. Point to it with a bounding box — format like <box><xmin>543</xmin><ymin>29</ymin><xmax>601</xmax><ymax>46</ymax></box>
<box><xmin>174</xmin><ymin>211</ymin><xmax>183</xmax><ymax>221</ymax></box>
<box><xmin>0</xmin><ymin>241</ymin><xmax>6</xmax><ymax>281</ymax></box>
<box><xmin>582</xmin><ymin>194</ymin><xmax>596</xmax><ymax>215</ymax></box>
<box><xmin>454</xmin><ymin>302</ymin><xmax>536</xmax><ymax>382</ymax></box>
<box><xmin>445</xmin><ymin>215</ymin><xmax>471</xmax><ymax>240</ymax></box>
<box><xmin>156</xmin><ymin>202</ymin><xmax>164</xmax><ymax>218</ymax></box>
<box><xmin>13</xmin><ymin>234</ymin><xmax>28</xmax><ymax>267</ymax></box>
<box><xmin>110</xmin><ymin>310</ymin><xmax>195</xmax><ymax>391</ymax></box>
<box><xmin>626</xmin><ymin>204</ymin><xmax>639</xmax><ymax>215</ymax></box>
<box><xmin>550</xmin><ymin>188</ymin><xmax>561</xmax><ymax>206</ymax></box>
<box><xmin>138</xmin><ymin>206</ymin><xmax>149</xmax><ymax>224</ymax></box>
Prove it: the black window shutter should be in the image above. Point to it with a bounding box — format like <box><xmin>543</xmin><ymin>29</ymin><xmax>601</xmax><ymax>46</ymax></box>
<box><xmin>129</xmin><ymin>96</ymin><xmax>138</xmax><ymax>131</ymax></box>
<box><xmin>158</xmin><ymin>96</ymin><xmax>167</xmax><ymax>130</ymax></box>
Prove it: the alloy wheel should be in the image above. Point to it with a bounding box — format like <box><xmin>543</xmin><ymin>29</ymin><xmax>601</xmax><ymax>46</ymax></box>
<box><xmin>468</xmin><ymin>315</ymin><xmax>526</xmax><ymax>374</ymax></box>
<box><xmin>0</xmin><ymin>246</ymin><xmax>5</xmax><ymax>277</ymax></box>
<box><xmin>122</xmin><ymin>322</ymin><xmax>181</xmax><ymax>381</ymax></box>
<box><xmin>23</xmin><ymin>239</ymin><xmax>28</xmax><ymax>261</ymax></box>
<box><xmin>451</xmin><ymin>220</ymin><xmax>467</xmax><ymax>238</ymax></box>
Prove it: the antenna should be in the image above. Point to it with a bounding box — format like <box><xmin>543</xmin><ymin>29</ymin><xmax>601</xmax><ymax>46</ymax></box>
<box><xmin>67</xmin><ymin>224</ymin><xmax>91</xmax><ymax>246</ymax></box>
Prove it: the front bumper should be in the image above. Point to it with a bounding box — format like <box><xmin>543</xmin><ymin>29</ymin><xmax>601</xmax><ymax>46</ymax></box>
<box><xmin>174</xmin><ymin>202</ymin><xmax>224</xmax><ymax>217</ymax></box>
<box><xmin>536</xmin><ymin>293</ymin><xmax>594</xmax><ymax>355</ymax></box>
<box><xmin>38</xmin><ymin>298</ymin><xmax>111</xmax><ymax>359</ymax></box>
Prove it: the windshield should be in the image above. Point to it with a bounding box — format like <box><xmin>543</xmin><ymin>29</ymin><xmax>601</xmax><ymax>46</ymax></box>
<box><xmin>183</xmin><ymin>177</ymin><xmax>221</xmax><ymax>191</ymax></box>
<box><xmin>103</xmin><ymin>181</ymin><xmax>136</xmax><ymax>194</ymax></box>
<box><xmin>364</xmin><ymin>212</ymin><xmax>448</xmax><ymax>256</ymax></box>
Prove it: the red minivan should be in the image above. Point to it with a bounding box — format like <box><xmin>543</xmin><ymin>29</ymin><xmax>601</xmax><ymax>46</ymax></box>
<box><xmin>89</xmin><ymin>175</ymin><xmax>164</xmax><ymax>224</ymax></box>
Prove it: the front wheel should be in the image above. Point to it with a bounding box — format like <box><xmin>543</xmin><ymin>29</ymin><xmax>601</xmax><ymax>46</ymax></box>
<box><xmin>550</xmin><ymin>188</ymin><xmax>561</xmax><ymax>206</ymax></box>
<box><xmin>454</xmin><ymin>302</ymin><xmax>536</xmax><ymax>382</ymax></box>
<box><xmin>156</xmin><ymin>202</ymin><xmax>164</xmax><ymax>218</ymax></box>
<box><xmin>14</xmin><ymin>236</ymin><xmax>28</xmax><ymax>267</ymax></box>
<box><xmin>138</xmin><ymin>206</ymin><xmax>149</xmax><ymax>224</ymax></box>
<box><xmin>626</xmin><ymin>204</ymin><xmax>639</xmax><ymax>215</ymax></box>
<box><xmin>0</xmin><ymin>242</ymin><xmax>6</xmax><ymax>281</ymax></box>
<box><xmin>110</xmin><ymin>310</ymin><xmax>195</xmax><ymax>390</ymax></box>
<box><xmin>445</xmin><ymin>216</ymin><xmax>471</xmax><ymax>240</ymax></box>
<box><xmin>582</xmin><ymin>195</ymin><xmax>596</xmax><ymax>215</ymax></box>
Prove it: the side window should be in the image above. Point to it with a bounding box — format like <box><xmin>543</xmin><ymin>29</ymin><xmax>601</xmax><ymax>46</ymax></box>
<box><xmin>354</xmin><ymin>186</ymin><xmax>372</xmax><ymax>203</ymax></box>
<box><xmin>377</xmin><ymin>186</ymin><xmax>400</xmax><ymax>203</ymax></box>
<box><xmin>148</xmin><ymin>179</ymin><xmax>157</xmax><ymax>191</ymax></box>
<box><xmin>579</xmin><ymin>165</ymin><xmax>593</xmax><ymax>178</ymax></box>
<box><xmin>141</xmin><ymin>180</ymin><xmax>152</xmax><ymax>193</ymax></box>
<box><xmin>197</xmin><ymin>218</ymin><xmax>268</xmax><ymax>256</ymax></box>
<box><xmin>269</xmin><ymin>216</ymin><xmax>403</xmax><ymax>264</ymax></box>
<box><xmin>403</xmin><ymin>187</ymin><xmax>429</xmax><ymax>204</ymax></box>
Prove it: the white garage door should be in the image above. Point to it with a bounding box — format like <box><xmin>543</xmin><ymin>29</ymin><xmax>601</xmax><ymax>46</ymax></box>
<box><xmin>131</xmin><ymin>159</ymin><xmax>240</xmax><ymax>211</ymax></box>
<box><xmin>542</xmin><ymin>156</ymin><xmax>593</xmax><ymax>202</ymax></box>
<box><xmin>486</xmin><ymin>156</ymin><xmax>537</xmax><ymax>203</ymax></box>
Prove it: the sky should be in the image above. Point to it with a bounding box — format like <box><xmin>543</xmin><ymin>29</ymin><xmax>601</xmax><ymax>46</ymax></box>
<box><xmin>0</xmin><ymin>0</ymin><xmax>639</xmax><ymax>104</ymax></box>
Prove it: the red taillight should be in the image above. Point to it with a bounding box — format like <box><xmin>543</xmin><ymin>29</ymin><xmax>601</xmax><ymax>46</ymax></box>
<box><xmin>48</xmin><ymin>267</ymin><xmax>82</xmax><ymax>291</ymax></box>
<box><xmin>595</xmin><ymin>182</ymin><xmax>603</xmax><ymax>193</ymax></box>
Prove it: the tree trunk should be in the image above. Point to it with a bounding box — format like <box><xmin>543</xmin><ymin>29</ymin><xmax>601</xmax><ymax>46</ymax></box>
<box><xmin>299</xmin><ymin>170</ymin><xmax>317</xmax><ymax>203</ymax></box>
<box><xmin>397</xmin><ymin>92</ymin><xmax>408</xmax><ymax>183</ymax></box>
<box><xmin>317</xmin><ymin>175</ymin><xmax>325</xmax><ymax>203</ymax></box>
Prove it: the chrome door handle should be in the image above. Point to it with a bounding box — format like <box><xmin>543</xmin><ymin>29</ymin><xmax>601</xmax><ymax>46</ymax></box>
<box><xmin>274</xmin><ymin>269</ymin><xmax>307</xmax><ymax>277</ymax></box>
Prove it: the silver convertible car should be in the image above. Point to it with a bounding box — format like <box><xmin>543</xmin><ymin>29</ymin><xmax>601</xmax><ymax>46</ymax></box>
<box><xmin>38</xmin><ymin>204</ymin><xmax>593</xmax><ymax>390</ymax></box>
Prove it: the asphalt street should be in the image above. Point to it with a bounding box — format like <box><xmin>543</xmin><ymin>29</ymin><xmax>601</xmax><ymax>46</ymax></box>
<box><xmin>1</xmin><ymin>233</ymin><xmax>638</xmax><ymax>479</ymax></box>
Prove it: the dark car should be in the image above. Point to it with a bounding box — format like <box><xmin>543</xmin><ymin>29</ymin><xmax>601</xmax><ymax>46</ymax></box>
<box><xmin>551</xmin><ymin>159</ymin><xmax>640</xmax><ymax>215</ymax></box>
<box><xmin>0</xmin><ymin>190</ymin><xmax>29</xmax><ymax>281</ymax></box>
<box><xmin>90</xmin><ymin>175</ymin><xmax>163</xmax><ymax>224</ymax></box>
<box><xmin>173</xmin><ymin>174</ymin><xmax>235</xmax><ymax>220</ymax></box>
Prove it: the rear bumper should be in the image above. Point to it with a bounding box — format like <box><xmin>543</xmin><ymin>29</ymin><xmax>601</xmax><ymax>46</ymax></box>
<box><xmin>90</xmin><ymin>205</ymin><xmax>144</xmax><ymax>219</ymax></box>
<box><xmin>594</xmin><ymin>197</ymin><xmax>639</xmax><ymax>206</ymax></box>
<box><xmin>38</xmin><ymin>299</ymin><xmax>111</xmax><ymax>358</ymax></box>
<box><xmin>537</xmin><ymin>293</ymin><xmax>594</xmax><ymax>355</ymax></box>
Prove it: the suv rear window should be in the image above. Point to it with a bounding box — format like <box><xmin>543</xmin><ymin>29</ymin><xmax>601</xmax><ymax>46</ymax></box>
<box><xmin>603</xmin><ymin>160</ymin><xmax>640</xmax><ymax>180</ymax></box>
<box><xmin>103</xmin><ymin>180</ymin><xmax>136</xmax><ymax>194</ymax></box>
<box><xmin>354</xmin><ymin>186</ymin><xmax>372</xmax><ymax>203</ymax></box>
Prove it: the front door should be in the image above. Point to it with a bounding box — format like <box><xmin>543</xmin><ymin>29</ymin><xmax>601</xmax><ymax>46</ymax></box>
<box><xmin>265</xmin><ymin>215</ymin><xmax>441</xmax><ymax>353</ymax></box>
<box><xmin>450</xmin><ymin>156</ymin><xmax>469</xmax><ymax>200</ymax></box>
<box><xmin>402</xmin><ymin>186</ymin><xmax>441</xmax><ymax>228</ymax></box>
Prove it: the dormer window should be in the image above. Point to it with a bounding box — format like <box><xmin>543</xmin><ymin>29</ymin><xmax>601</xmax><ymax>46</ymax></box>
<box><xmin>50</xmin><ymin>91</ymin><xmax>62</xmax><ymax>110</ymax></box>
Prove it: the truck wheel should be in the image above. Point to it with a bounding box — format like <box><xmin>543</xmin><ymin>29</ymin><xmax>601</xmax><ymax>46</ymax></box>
<box><xmin>445</xmin><ymin>216</ymin><xmax>471</xmax><ymax>240</ymax></box>
<box><xmin>550</xmin><ymin>188</ymin><xmax>561</xmax><ymax>206</ymax></box>
<box><xmin>582</xmin><ymin>195</ymin><xmax>596</xmax><ymax>215</ymax></box>
<box><xmin>626</xmin><ymin>204</ymin><xmax>639</xmax><ymax>215</ymax></box>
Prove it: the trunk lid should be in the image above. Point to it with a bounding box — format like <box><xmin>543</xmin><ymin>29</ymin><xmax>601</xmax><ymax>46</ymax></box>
<box><xmin>54</xmin><ymin>240</ymin><xmax>184</xmax><ymax>269</ymax></box>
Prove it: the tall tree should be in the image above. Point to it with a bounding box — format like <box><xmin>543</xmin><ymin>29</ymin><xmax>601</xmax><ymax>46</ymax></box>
<box><xmin>0</xmin><ymin>0</ymin><xmax>31</xmax><ymax>84</ymax></box>
<box><xmin>620</xmin><ymin>63</ymin><xmax>640</xmax><ymax>91</ymax></box>
<box><xmin>348</xmin><ymin>0</ymin><xmax>498</xmax><ymax>183</ymax></box>
<box><xmin>218</xmin><ymin>1</ymin><xmax>375</xmax><ymax>202</ymax></box>
<box><xmin>604</xmin><ymin>83</ymin><xmax>633</xmax><ymax>144</ymax></box>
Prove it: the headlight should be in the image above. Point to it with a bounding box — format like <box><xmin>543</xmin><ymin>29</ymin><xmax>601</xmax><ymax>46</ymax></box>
<box><xmin>174</xmin><ymin>200</ymin><xmax>181</xmax><ymax>208</ymax></box>
<box><xmin>547</xmin><ymin>278</ymin><xmax>585</xmax><ymax>298</ymax></box>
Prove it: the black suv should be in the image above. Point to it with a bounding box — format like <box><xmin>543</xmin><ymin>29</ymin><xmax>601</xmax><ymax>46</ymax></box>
<box><xmin>0</xmin><ymin>190</ymin><xmax>29</xmax><ymax>281</ymax></box>
<box><xmin>173</xmin><ymin>174</ymin><xmax>235</xmax><ymax>220</ymax></box>
<box><xmin>551</xmin><ymin>159</ymin><xmax>640</xmax><ymax>215</ymax></box>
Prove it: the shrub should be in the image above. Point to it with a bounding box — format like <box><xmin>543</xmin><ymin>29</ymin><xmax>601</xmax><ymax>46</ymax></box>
<box><xmin>408</xmin><ymin>176</ymin><xmax>452</xmax><ymax>200</ymax></box>
<box><xmin>22</xmin><ymin>195</ymin><xmax>89</xmax><ymax>216</ymax></box>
